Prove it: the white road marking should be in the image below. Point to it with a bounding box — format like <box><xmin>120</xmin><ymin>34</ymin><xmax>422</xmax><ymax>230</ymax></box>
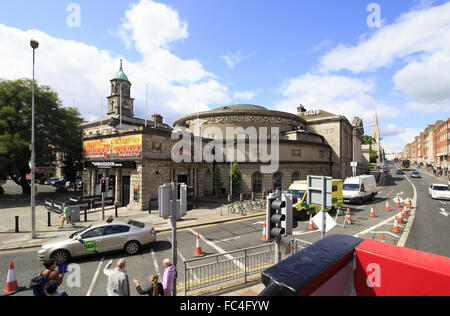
<box><xmin>439</xmin><ymin>208</ymin><xmax>449</xmax><ymax>217</ymax></box>
<box><xmin>86</xmin><ymin>257</ymin><xmax>104</xmax><ymax>296</ymax></box>
<box><xmin>187</xmin><ymin>228</ymin><xmax>245</xmax><ymax>270</ymax></box>
<box><xmin>212</xmin><ymin>236</ymin><xmax>241</xmax><ymax>244</ymax></box>
<box><xmin>252</xmin><ymin>221</ymin><xmax>265</xmax><ymax>225</ymax></box>
<box><xmin>370</xmin><ymin>231</ymin><xmax>400</xmax><ymax>238</ymax></box>
<box><xmin>397</xmin><ymin>175</ymin><xmax>418</xmax><ymax>248</ymax></box>
<box><xmin>354</xmin><ymin>215</ymin><xmax>397</xmax><ymax>238</ymax></box>
<box><xmin>151</xmin><ymin>249</ymin><xmax>160</xmax><ymax>275</ymax></box>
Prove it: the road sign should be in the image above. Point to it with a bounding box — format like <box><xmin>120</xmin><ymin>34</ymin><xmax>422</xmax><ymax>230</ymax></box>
<box><xmin>350</xmin><ymin>162</ymin><xmax>358</xmax><ymax>167</ymax></box>
<box><xmin>307</xmin><ymin>176</ymin><xmax>332</xmax><ymax>208</ymax></box>
<box><xmin>312</xmin><ymin>211</ymin><xmax>336</xmax><ymax>233</ymax></box>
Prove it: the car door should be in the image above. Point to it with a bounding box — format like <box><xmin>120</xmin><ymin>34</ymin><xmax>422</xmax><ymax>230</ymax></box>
<box><xmin>102</xmin><ymin>225</ymin><xmax>131</xmax><ymax>252</ymax></box>
<box><xmin>72</xmin><ymin>226</ymin><xmax>106</xmax><ymax>257</ymax></box>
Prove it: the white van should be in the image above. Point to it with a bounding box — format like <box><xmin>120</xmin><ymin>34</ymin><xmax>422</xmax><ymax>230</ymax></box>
<box><xmin>342</xmin><ymin>175</ymin><xmax>377</xmax><ymax>204</ymax></box>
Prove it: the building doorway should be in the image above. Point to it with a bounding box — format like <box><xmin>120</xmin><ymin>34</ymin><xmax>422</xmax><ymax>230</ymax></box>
<box><xmin>122</xmin><ymin>176</ymin><xmax>130</xmax><ymax>207</ymax></box>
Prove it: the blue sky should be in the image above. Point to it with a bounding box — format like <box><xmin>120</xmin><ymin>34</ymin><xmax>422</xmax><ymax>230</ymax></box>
<box><xmin>1</xmin><ymin>0</ymin><xmax>450</xmax><ymax>153</ymax></box>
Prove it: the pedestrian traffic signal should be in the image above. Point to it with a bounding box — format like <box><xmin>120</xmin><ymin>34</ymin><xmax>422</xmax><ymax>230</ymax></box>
<box><xmin>101</xmin><ymin>178</ymin><xmax>106</xmax><ymax>193</ymax></box>
<box><xmin>266</xmin><ymin>193</ymin><xmax>286</xmax><ymax>240</ymax></box>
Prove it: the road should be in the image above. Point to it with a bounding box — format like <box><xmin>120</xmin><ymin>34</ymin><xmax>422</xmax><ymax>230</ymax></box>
<box><xmin>403</xmin><ymin>168</ymin><xmax>450</xmax><ymax>257</ymax></box>
<box><xmin>1</xmin><ymin>166</ymin><xmax>447</xmax><ymax>296</ymax></box>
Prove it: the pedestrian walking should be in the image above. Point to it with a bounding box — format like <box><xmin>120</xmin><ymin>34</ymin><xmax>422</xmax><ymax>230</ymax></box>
<box><xmin>59</xmin><ymin>203</ymin><xmax>75</xmax><ymax>229</ymax></box>
<box><xmin>133</xmin><ymin>274</ymin><xmax>165</xmax><ymax>296</ymax></box>
<box><xmin>162</xmin><ymin>258</ymin><xmax>176</xmax><ymax>296</ymax></box>
<box><xmin>44</xmin><ymin>280</ymin><xmax>69</xmax><ymax>296</ymax></box>
<box><xmin>103</xmin><ymin>259</ymin><xmax>130</xmax><ymax>296</ymax></box>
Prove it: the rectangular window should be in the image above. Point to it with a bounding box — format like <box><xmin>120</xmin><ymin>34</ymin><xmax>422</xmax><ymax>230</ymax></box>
<box><xmin>319</xmin><ymin>151</ymin><xmax>324</xmax><ymax>159</ymax></box>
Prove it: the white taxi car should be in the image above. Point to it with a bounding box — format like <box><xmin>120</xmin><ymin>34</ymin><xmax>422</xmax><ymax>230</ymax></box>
<box><xmin>428</xmin><ymin>184</ymin><xmax>450</xmax><ymax>200</ymax></box>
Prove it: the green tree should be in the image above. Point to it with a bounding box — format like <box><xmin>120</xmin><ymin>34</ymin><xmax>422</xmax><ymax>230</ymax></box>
<box><xmin>231</xmin><ymin>162</ymin><xmax>242</xmax><ymax>185</ymax></box>
<box><xmin>362</xmin><ymin>135</ymin><xmax>376</xmax><ymax>145</ymax></box>
<box><xmin>0</xmin><ymin>79</ymin><xmax>83</xmax><ymax>194</ymax></box>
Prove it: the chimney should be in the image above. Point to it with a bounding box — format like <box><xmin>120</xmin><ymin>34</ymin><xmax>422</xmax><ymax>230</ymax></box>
<box><xmin>297</xmin><ymin>104</ymin><xmax>307</xmax><ymax>116</ymax></box>
<box><xmin>152</xmin><ymin>113</ymin><xmax>163</xmax><ymax>124</ymax></box>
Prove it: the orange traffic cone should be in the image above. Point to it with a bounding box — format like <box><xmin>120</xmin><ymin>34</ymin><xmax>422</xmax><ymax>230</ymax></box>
<box><xmin>345</xmin><ymin>209</ymin><xmax>353</xmax><ymax>225</ymax></box>
<box><xmin>395</xmin><ymin>196</ymin><xmax>401</xmax><ymax>207</ymax></box>
<box><xmin>369</xmin><ymin>204</ymin><xmax>376</xmax><ymax>217</ymax></box>
<box><xmin>194</xmin><ymin>234</ymin><xmax>205</xmax><ymax>257</ymax></box>
<box><xmin>406</xmin><ymin>197</ymin><xmax>412</xmax><ymax>208</ymax></box>
<box><xmin>4</xmin><ymin>261</ymin><xmax>23</xmax><ymax>294</ymax></box>
<box><xmin>398</xmin><ymin>210</ymin><xmax>404</xmax><ymax>223</ymax></box>
<box><xmin>385</xmin><ymin>200</ymin><xmax>391</xmax><ymax>211</ymax></box>
<box><xmin>380</xmin><ymin>234</ymin><xmax>386</xmax><ymax>243</ymax></box>
<box><xmin>261</xmin><ymin>222</ymin><xmax>267</xmax><ymax>242</ymax></box>
<box><xmin>308</xmin><ymin>214</ymin><xmax>315</xmax><ymax>231</ymax></box>
<box><xmin>403</xmin><ymin>205</ymin><xmax>409</xmax><ymax>217</ymax></box>
<box><xmin>393</xmin><ymin>217</ymin><xmax>400</xmax><ymax>233</ymax></box>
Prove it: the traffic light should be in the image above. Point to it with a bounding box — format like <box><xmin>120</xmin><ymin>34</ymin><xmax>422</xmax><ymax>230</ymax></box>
<box><xmin>158</xmin><ymin>183</ymin><xmax>172</xmax><ymax>219</ymax></box>
<box><xmin>266</xmin><ymin>193</ymin><xmax>286</xmax><ymax>240</ymax></box>
<box><xmin>281</xmin><ymin>193</ymin><xmax>297</xmax><ymax>235</ymax></box>
<box><xmin>100</xmin><ymin>178</ymin><xmax>106</xmax><ymax>193</ymax></box>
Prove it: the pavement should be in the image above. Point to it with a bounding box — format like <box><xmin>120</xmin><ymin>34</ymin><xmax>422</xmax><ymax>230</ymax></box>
<box><xmin>0</xmin><ymin>198</ymin><xmax>266</xmax><ymax>252</ymax></box>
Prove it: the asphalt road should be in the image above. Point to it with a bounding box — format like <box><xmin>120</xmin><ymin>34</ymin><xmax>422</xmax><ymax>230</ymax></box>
<box><xmin>403</xmin><ymin>169</ymin><xmax>450</xmax><ymax>257</ymax></box>
<box><xmin>1</xmin><ymin>166</ymin><xmax>447</xmax><ymax>296</ymax></box>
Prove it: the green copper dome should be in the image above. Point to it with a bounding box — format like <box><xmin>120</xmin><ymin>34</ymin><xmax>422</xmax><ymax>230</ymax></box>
<box><xmin>114</xmin><ymin>59</ymin><xmax>129</xmax><ymax>81</ymax></box>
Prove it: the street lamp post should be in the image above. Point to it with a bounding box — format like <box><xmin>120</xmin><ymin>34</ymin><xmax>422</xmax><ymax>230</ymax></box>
<box><xmin>352</xmin><ymin>126</ymin><xmax>364</xmax><ymax>178</ymax></box>
<box><xmin>30</xmin><ymin>39</ymin><xmax>39</xmax><ymax>240</ymax></box>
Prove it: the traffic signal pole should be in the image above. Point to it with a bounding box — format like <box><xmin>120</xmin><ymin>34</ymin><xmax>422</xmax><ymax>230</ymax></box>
<box><xmin>171</xmin><ymin>182</ymin><xmax>178</xmax><ymax>297</ymax></box>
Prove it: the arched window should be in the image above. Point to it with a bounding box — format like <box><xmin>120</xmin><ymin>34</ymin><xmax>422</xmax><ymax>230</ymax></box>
<box><xmin>292</xmin><ymin>172</ymin><xmax>300</xmax><ymax>182</ymax></box>
<box><xmin>252</xmin><ymin>172</ymin><xmax>263</xmax><ymax>193</ymax></box>
<box><xmin>273</xmin><ymin>172</ymin><xmax>282</xmax><ymax>191</ymax></box>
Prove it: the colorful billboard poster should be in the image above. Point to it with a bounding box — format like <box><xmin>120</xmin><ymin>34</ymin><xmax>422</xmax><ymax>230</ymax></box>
<box><xmin>83</xmin><ymin>135</ymin><xmax>142</xmax><ymax>159</ymax></box>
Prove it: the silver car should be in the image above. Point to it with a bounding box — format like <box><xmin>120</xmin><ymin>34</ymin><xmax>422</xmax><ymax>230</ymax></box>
<box><xmin>38</xmin><ymin>218</ymin><xmax>156</xmax><ymax>264</ymax></box>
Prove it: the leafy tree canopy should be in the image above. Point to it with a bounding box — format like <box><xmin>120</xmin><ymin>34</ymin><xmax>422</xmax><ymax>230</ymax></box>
<box><xmin>0</xmin><ymin>79</ymin><xmax>83</xmax><ymax>193</ymax></box>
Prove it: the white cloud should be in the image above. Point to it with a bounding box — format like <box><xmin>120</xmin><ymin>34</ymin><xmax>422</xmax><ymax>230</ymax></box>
<box><xmin>232</xmin><ymin>90</ymin><xmax>262</xmax><ymax>101</ymax></box>
<box><xmin>320</xmin><ymin>2</ymin><xmax>450</xmax><ymax>73</ymax></box>
<box><xmin>220</xmin><ymin>51</ymin><xmax>255</xmax><ymax>69</ymax></box>
<box><xmin>0</xmin><ymin>0</ymin><xmax>230</xmax><ymax>125</ymax></box>
<box><xmin>318</xmin><ymin>2</ymin><xmax>450</xmax><ymax>114</ymax></box>
<box><xmin>275</xmin><ymin>73</ymin><xmax>401</xmax><ymax>123</ymax></box>
<box><xmin>380</xmin><ymin>124</ymin><xmax>422</xmax><ymax>153</ymax></box>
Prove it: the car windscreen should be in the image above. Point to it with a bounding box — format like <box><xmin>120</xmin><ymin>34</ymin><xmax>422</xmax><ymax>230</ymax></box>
<box><xmin>70</xmin><ymin>225</ymin><xmax>92</xmax><ymax>239</ymax></box>
<box><xmin>343</xmin><ymin>184</ymin><xmax>360</xmax><ymax>191</ymax></box>
<box><xmin>127</xmin><ymin>220</ymin><xmax>145</xmax><ymax>229</ymax></box>
<box><xmin>434</xmin><ymin>186</ymin><xmax>449</xmax><ymax>191</ymax></box>
<box><xmin>288</xmin><ymin>190</ymin><xmax>305</xmax><ymax>201</ymax></box>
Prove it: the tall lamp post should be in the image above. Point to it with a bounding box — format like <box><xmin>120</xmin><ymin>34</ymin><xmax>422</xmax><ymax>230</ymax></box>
<box><xmin>352</xmin><ymin>126</ymin><xmax>364</xmax><ymax>177</ymax></box>
<box><xmin>30</xmin><ymin>39</ymin><xmax>39</xmax><ymax>239</ymax></box>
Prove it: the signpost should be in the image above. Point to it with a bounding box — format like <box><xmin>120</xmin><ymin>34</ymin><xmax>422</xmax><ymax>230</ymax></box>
<box><xmin>307</xmin><ymin>176</ymin><xmax>335</xmax><ymax>239</ymax></box>
<box><xmin>158</xmin><ymin>182</ymin><xmax>187</xmax><ymax>296</ymax></box>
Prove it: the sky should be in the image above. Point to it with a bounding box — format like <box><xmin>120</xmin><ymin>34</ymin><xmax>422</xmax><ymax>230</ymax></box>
<box><xmin>1</xmin><ymin>0</ymin><xmax>450</xmax><ymax>153</ymax></box>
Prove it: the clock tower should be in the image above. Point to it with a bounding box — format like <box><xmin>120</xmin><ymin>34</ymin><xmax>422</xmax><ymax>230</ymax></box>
<box><xmin>107</xmin><ymin>59</ymin><xmax>135</xmax><ymax>117</ymax></box>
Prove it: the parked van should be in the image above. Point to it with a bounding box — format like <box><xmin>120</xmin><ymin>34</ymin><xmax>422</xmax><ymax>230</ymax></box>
<box><xmin>342</xmin><ymin>175</ymin><xmax>377</xmax><ymax>204</ymax></box>
<box><xmin>288</xmin><ymin>179</ymin><xmax>343</xmax><ymax>220</ymax></box>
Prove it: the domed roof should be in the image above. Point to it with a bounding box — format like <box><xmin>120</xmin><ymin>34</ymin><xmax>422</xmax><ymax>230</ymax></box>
<box><xmin>113</xmin><ymin>59</ymin><xmax>129</xmax><ymax>81</ymax></box>
<box><xmin>211</xmin><ymin>104</ymin><xmax>267</xmax><ymax>112</ymax></box>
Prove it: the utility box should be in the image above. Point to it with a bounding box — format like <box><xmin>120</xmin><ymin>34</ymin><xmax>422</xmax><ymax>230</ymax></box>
<box><xmin>68</xmin><ymin>205</ymin><xmax>80</xmax><ymax>222</ymax></box>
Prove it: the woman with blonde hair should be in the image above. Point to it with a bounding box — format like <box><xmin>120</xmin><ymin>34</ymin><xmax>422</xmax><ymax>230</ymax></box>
<box><xmin>133</xmin><ymin>274</ymin><xmax>164</xmax><ymax>296</ymax></box>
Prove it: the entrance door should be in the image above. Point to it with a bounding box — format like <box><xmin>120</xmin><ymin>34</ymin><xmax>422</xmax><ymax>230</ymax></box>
<box><xmin>122</xmin><ymin>176</ymin><xmax>130</xmax><ymax>207</ymax></box>
<box><xmin>177</xmin><ymin>174</ymin><xmax>188</xmax><ymax>185</ymax></box>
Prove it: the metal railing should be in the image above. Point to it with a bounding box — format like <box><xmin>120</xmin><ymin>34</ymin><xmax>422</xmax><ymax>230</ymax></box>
<box><xmin>184</xmin><ymin>243</ymin><xmax>276</xmax><ymax>293</ymax></box>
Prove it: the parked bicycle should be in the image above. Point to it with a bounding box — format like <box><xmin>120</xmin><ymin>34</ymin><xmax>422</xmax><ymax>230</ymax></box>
<box><xmin>227</xmin><ymin>202</ymin><xmax>246</xmax><ymax>216</ymax></box>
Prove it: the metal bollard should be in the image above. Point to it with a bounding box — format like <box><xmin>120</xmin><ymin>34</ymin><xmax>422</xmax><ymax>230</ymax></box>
<box><xmin>48</xmin><ymin>211</ymin><xmax>51</xmax><ymax>227</ymax></box>
<box><xmin>115</xmin><ymin>204</ymin><xmax>118</xmax><ymax>218</ymax></box>
<box><xmin>15</xmin><ymin>216</ymin><xmax>19</xmax><ymax>233</ymax></box>
<box><xmin>84</xmin><ymin>209</ymin><xmax>88</xmax><ymax>222</ymax></box>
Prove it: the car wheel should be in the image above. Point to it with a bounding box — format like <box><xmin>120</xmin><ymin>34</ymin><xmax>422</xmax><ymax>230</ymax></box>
<box><xmin>124</xmin><ymin>241</ymin><xmax>141</xmax><ymax>256</ymax></box>
<box><xmin>51</xmin><ymin>250</ymin><xmax>71</xmax><ymax>265</ymax></box>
